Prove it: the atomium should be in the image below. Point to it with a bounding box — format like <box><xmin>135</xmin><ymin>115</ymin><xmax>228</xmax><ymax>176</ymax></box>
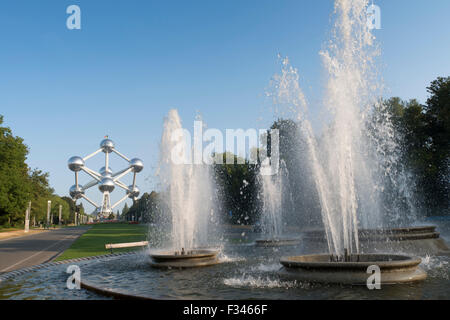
<box><xmin>68</xmin><ymin>138</ymin><xmax>144</xmax><ymax>218</ymax></box>
<box><xmin>69</xmin><ymin>185</ymin><xmax>84</xmax><ymax>199</ymax></box>
<box><xmin>68</xmin><ymin>156</ymin><xmax>85</xmax><ymax>172</ymax></box>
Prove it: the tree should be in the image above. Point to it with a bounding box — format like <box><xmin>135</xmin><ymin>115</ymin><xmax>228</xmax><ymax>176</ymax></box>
<box><xmin>61</xmin><ymin>196</ymin><xmax>77</xmax><ymax>223</ymax></box>
<box><xmin>423</xmin><ymin>77</ymin><xmax>450</xmax><ymax>212</ymax></box>
<box><xmin>268</xmin><ymin>119</ymin><xmax>323</xmax><ymax>226</ymax></box>
<box><xmin>122</xmin><ymin>202</ymin><xmax>130</xmax><ymax>218</ymax></box>
<box><xmin>122</xmin><ymin>191</ymin><xmax>163</xmax><ymax>223</ymax></box>
<box><xmin>383</xmin><ymin>77</ymin><xmax>450</xmax><ymax>215</ymax></box>
<box><xmin>0</xmin><ymin>116</ymin><xmax>32</xmax><ymax>226</ymax></box>
<box><xmin>0</xmin><ymin>115</ymin><xmax>81</xmax><ymax>227</ymax></box>
<box><xmin>213</xmin><ymin>152</ymin><xmax>260</xmax><ymax>225</ymax></box>
<box><xmin>28</xmin><ymin>169</ymin><xmax>53</xmax><ymax>224</ymax></box>
<box><xmin>49</xmin><ymin>195</ymin><xmax>70</xmax><ymax>224</ymax></box>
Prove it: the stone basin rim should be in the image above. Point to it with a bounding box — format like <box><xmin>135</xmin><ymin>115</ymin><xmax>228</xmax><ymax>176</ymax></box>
<box><xmin>280</xmin><ymin>254</ymin><xmax>422</xmax><ymax>270</ymax></box>
<box><xmin>149</xmin><ymin>248</ymin><xmax>219</xmax><ymax>261</ymax></box>
<box><xmin>304</xmin><ymin>225</ymin><xmax>437</xmax><ymax>236</ymax></box>
<box><xmin>255</xmin><ymin>238</ymin><xmax>300</xmax><ymax>245</ymax></box>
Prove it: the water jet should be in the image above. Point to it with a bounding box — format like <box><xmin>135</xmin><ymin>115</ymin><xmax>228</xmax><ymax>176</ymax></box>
<box><xmin>256</xmin><ymin>160</ymin><xmax>299</xmax><ymax>247</ymax></box>
<box><xmin>270</xmin><ymin>0</ymin><xmax>433</xmax><ymax>283</ymax></box>
<box><xmin>150</xmin><ymin>110</ymin><xmax>221</xmax><ymax>268</ymax></box>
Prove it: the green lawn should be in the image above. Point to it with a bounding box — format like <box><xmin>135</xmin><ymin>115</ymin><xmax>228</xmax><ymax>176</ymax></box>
<box><xmin>0</xmin><ymin>227</ymin><xmax>23</xmax><ymax>233</ymax></box>
<box><xmin>55</xmin><ymin>223</ymin><xmax>148</xmax><ymax>261</ymax></box>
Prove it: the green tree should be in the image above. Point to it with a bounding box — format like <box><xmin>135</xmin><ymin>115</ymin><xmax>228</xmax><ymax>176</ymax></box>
<box><xmin>61</xmin><ymin>196</ymin><xmax>77</xmax><ymax>223</ymax></box>
<box><xmin>49</xmin><ymin>195</ymin><xmax>70</xmax><ymax>224</ymax></box>
<box><xmin>126</xmin><ymin>192</ymin><xmax>161</xmax><ymax>223</ymax></box>
<box><xmin>423</xmin><ymin>77</ymin><xmax>450</xmax><ymax>212</ymax></box>
<box><xmin>268</xmin><ymin>119</ymin><xmax>322</xmax><ymax>226</ymax></box>
<box><xmin>383</xmin><ymin>76</ymin><xmax>450</xmax><ymax>215</ymax></box>
<box><xmin>214</xmin><ymin>152</ymin><xmax>260</xmax><ymax>225</ymax></box>
<box><xmin>0</xmin><ymin>115</ymin><xmax>75</xmax><ymax>227</ymax></box>
<box><xmin>122</xmin><ymin>202</ymin><xmax>129</xmax><ymax>218</ymax></box>
<box><xmin>28</xmin><ymin>169</ymin><xmax>53</xmax><ymax>225</ymax></box>
<box><xmin>0</xmin><ymin>116</ymin><xmax>32</xmax><ymax>226</ymax></box>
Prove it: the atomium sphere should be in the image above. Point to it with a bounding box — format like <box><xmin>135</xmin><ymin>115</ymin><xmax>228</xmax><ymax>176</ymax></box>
<box><xmin>99</xmin><ymin>166</ymin><xmax>113</xmax><ymax>176</ymax></box>
<box><xmin>99</xmin><ymin>177</ymin><xmax>115</xmax><ymax>193</ymax></box>
<box><xmin>127</xmin><ymin>185</ymin><xmax>140</xmax><ymax>199</ymax></box>
<box><xmin>100</xmin><ymin>139</ymin><xmax>115</xmax><ymax>153</ymax></box>
<box><xmin>69</xmin><ymin>185</ymin><xmax>84</xmax><ymax>199</ymax></box>
<box><xmin>68</xmin><ymin>156</ymin><xmax>85</xmax><ymax>172</ymax></box>
<box><xmin>130</xmin><ymin>158</ymin><xmax>144</xmax><ymax>173</ymax></box>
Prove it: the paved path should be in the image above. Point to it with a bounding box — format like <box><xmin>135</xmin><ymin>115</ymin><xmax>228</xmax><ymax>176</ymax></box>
<box><xmin>0</xmin><ymin>227</ymin><xmax>89</xmax><ymax>273</ymax></box>
<box><xmin>0</xmin><ymin>229</ymin><xmax>47</xmax><ymax>241</ymax></box>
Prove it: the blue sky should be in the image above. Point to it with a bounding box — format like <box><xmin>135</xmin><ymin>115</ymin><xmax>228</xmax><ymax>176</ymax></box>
<box><xmin>1</xmin><ymin>0</ymin><xmax>449</xmax><ymax>212</ymax></box>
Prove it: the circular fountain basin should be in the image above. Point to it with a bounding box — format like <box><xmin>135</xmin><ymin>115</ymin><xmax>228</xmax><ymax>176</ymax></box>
<box><xmin>302</xmin><ymin>225</ymin><xmax>450</xmax><ymax>255</ymax></box>
<box><xmin>360</xmin><ymin>226</ymin><xmax>441</xmax><ymax>241</ymax></box>
<box><xmin>304</xmin><ymin>225</ymin><xmax>441</xmax><ymax>242</ymax></box>
<box><xmin>149</xmin><ymin>249</ymin><xmax>221</xmax><ymax>269</ymax></box>
<box><xmin>255</xmin><ymin>238</ymin><xmax>300</xmax><ymax>247</ymax></box>
<box><xmin>280</xmin><ymin>253</ymin><xmax>427</xmax><ymax>285</ymax></box>
<box><xmin>3</xmin><ymin>241</ymin><xmax>450</xmax><ymax>300</ymax></box>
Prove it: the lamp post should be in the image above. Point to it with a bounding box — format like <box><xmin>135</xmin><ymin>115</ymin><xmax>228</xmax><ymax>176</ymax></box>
<box><xmin>59</xmin><ymin>204</ymin><xmax>62</xmax><ymax>226</ymax></box>
<box><xmin>47</xmin><ymin>200</ymin><xmax>51</xmax><ymax>229</ymax></box>
<box><xmin>24</xmin><ymin>201</ymin><xmax>31</xmax><ymax>233</ymax></box>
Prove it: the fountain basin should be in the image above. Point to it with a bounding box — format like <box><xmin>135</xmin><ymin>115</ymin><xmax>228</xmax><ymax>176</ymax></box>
<box><xmin>302</xmin><ymin>225</ymin><xmax>450</xmax><ymax>256</ymax></box>
<box><xmin>305</xmin><ymin>226</ymin><xmax>440</xmax><ymax>241</ymax></box>
<box><xmin>149</xmin><ymin>249</ymin><xmax>221</xmax><ymax>269</ymax></box>
<box><xmin>255</xmin><ymin>238</ymin><xmax>300</xmax><ymax>247</ymax></box>
<box><xmin>3</xmin><ymin>244</ymin><xmax>450</xmax><ymax>299</ymax></box>
<box><xmin>279</xmin><ymin>254</ymin><xmax>427</xmax><ymax>285</ymax></box>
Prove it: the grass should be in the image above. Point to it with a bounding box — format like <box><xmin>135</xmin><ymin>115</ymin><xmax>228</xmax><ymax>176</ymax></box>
<box><xmin>0</xmin><ymin>227</ymin><xmax>23</xmax><ymax>233</ymax></box>
<box><xmin>55</xmin><ymin>223</ymin><xmax>148</xmax><ymax>261</ymax></box>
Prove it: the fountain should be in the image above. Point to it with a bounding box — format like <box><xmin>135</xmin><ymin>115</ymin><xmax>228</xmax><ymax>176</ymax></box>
<box><xmin>149</xmin><ymin>109</ymin><xmax>221</xmax><ymax>268</ymax></box>
<box><xmin>255</xmin><ymin>160</ymin><xmax>300</xmax><ymax>247</ymax></box>
<box><xmin>274</xmin><ymin>0</ymin><xmax>434</xmax><ymax>283</ymax></box>
<box><xmin>4</xmin><ymin>1</ymin><xmax>450</xmax><ymax>301</ymax></box>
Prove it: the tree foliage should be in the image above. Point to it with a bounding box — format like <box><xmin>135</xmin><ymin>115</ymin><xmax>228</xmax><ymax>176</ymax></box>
<box><xmin>0</xmin><ymin>116</ymin><xmax>32</xmax><ymax>226</ymax></box>
<box><xmin>0</xmin><ymin>116</ymin><xmax>82</xmax><ymax>227</ymax></box>
<box><xmin>213</xmin><ymin>152</ymin><xmax>260</xmax><ymax>225</ymax></box>
<box><xmin>385</xmin><ymin>77</ymin><xmax>450</xmax><ymax>213</ymax></box>
<box><xmin>122</xmin><ymin>191</ymin><xmax>163</xmax><ymax>223</ymax></box>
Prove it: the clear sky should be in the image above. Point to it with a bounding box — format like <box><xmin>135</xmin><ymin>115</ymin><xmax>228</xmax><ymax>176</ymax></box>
<box><xmin>1</xmin><ymin>0</ymin><xmax>449</xmax><ymax>212</ymax></box>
